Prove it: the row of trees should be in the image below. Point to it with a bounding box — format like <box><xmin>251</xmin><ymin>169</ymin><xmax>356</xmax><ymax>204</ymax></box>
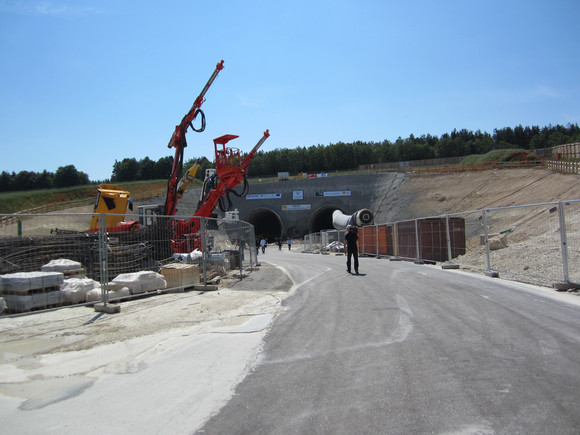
<box><xmin>110</xmin><ymin>156</ymin><xmax>214</xmax><ymax>183</ymax></box>
<box><xmin>247</xmin><ymin>124</ymin><xmax>580</xmax><ymax>176</ymax></box>
<box><xmin>104</xmin><ymin>123</ymin><xmax>580</xmax><ymax>182</ymax></box>
<box><xmin>2</xmin><ymin>124</ymin><xmax>579</xmax><ymax>192</ymax></box>
<box><xmin>0</xmin><ymin>165</ymin><xmax>89</xmax><ymax>193</ymax></box>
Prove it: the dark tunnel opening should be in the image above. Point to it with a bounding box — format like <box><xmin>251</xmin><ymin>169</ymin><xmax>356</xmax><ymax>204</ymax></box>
<box><xmin>245</xmin><ymin>209</ymin><xmax>283</xmax><ymax>243</ymax></box>
<box><xmin>309</xmin><ymin>206</ymin><xmax>341</xmax><ymax>233</ymax></box>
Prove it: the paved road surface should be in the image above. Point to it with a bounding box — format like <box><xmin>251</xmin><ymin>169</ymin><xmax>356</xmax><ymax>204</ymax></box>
<box><xmin>200</xmin><ymin>249</ymin><xmax>580</xmax><ymax>434</ymax></box>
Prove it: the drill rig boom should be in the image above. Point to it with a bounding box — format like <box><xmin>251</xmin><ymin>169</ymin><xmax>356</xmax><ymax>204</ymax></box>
<box><xmin>172</xmin><ymin>130</ymin><xmax>270</xmax><ymax>253</ymax></box>
<box><xmin>164</xmin><ymin>60</ymin><xmax>224</xmax><ymax>217</ymax></box>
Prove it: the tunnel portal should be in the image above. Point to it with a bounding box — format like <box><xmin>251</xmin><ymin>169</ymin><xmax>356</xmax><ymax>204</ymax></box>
<box><xmin>309</xmin><ymin>206</ymin><xmax>341</xmax><ymax>233</ymax></box>
<box><xmin>245</xmin><ymin>208</ymin><xmax>283</xmax><ymax>242</ymax></box>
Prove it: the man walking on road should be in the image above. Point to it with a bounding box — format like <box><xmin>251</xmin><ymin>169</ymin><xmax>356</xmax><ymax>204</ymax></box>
<box><xmin>344</xmin><ymin>225</ymin><xmax>359</xmax><ymax>274</ymax></box>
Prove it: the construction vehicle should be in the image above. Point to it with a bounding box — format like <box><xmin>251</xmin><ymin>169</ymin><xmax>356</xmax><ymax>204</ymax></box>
<box><xmin>171</xmin><ymin>130</ymin><xmax>269</xmax><ymax>253</ymax></box>
<box><xmin>90</xmin><ymin>59</ymin><xmax>269</xmax><ymax>255</ymax></box>
<box><xmin>89</xmin><ymin>184</ymin><xmax>135</xmax><ymax>231</ymax></box>
<box><xmin>90</xmin><ymin>60</ymin><xmax>223</xmax><ymax>231</ymax></box>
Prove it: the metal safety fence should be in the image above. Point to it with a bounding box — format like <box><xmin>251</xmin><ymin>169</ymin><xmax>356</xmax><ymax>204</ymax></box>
<box><xmin>0</xmin><ymin>212</ymin><xmax>258</xmax><ymax>314</ymax></box>
<box><xmin>305</xmin><ymin>200</ymin><xmax>580</xmax><ymax>289</ymax></box>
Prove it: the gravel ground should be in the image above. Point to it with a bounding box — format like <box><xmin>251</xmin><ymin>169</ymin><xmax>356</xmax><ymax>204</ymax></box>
<box><xmin>0</xmin><ymin>263</ymin><xmax>292</xmax><ymax>356</ymax></box>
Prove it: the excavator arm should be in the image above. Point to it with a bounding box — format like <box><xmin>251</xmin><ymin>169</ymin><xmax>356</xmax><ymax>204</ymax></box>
<box><xmin>176</xmin><ymin>159</ymin><xmax>201</xmax><ymax>200</ymax></box>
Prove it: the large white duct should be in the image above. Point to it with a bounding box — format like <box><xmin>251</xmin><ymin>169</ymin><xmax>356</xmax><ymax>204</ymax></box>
<box><xmin>332</xmin><ymin>208</ymin><xmax>374</xmax><ymax>230</ymax></box>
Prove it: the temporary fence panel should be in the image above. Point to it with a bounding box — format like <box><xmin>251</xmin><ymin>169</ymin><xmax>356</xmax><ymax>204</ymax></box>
<box><xmin>421</xmin><ymin>217</ymin><xmax>465</xmax><ymax>262</ymax></box>
<box><xmin>377</xmin><ymin>224</ymin><xmax>394</xmax><ymax>256</ymax></box>
<box><xmin>360</xmin><ymin>225</ymin><xmax>378</xmax><ymax>256</ymax></box>
<box><xmin>394</xmin><ymin>220</ymin><xmax>419</xmax><ymax>260</ymax></box>
<box><xmin>303</xmin><ymin>199</ymin><xmax>579</xmax><ymax>288</ymax></box>
<box><xmin>320</xmin><ymin>230</ymin><xmax>345</xmax><ymax>253</ymax></box>
<box><xmin>0</xmin><ymin>213</ymin><xmax>98</xmax><ymax>277</ymax></box>
<box><xmin>303</xmin><ymin>234</ymin><xmax>313</xmax><ymax>252</ymax></box>
<box><xmin>563</xmin><ymin>201</ymin><xmax>580</xmax><ymax>283</ymax></box>
<box><xmin>387</xmin><ymin>218</ymin><xmax>465</xmax><ymax>262</ymax></box>
<box><xmin>484</xmin><ymin>204</ymin><xmax>564</xmax><ymax>282</ymax></box>
<box><xmin>0</xmin><ymin>212</ymin><xmax>258</xmax><ymax>314</ymax></box>
<box><xmin>450</xmin><ymin>201</ymin><xmax>580</xmax><ymax>286</ymax></box>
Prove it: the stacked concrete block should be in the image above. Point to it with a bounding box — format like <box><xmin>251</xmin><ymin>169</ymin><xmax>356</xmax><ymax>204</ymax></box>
<box><xmin>41</xmin><ymin>258</ymin><xmax>86</xmax><ymax>279</ymax></box>
<box><xmin>0</xmin><ymin>271</ymin><xmax>65</xmax><ymax>313</ymax></box>
<box><xmin>111</xmin><ymin>271</ymin><xmax>167</xmax><ymax>295</ymax></box>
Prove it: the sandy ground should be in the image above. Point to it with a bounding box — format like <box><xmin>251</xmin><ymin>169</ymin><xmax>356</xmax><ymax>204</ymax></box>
<box><xmin>0</xmin><ymin>261</ymin><xmax>294</xmax><ymax>432</ymax></box>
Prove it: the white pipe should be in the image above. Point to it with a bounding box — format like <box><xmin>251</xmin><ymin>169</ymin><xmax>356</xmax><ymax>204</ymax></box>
<box><xmin>332</xmin><ymin>208</ymin><xmax>374</xmax><ymax>230</ymax></box>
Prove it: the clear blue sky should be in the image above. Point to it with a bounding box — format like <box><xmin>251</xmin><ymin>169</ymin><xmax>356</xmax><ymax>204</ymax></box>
<box><xmin>1</xmin><ymin>0</ymin><xmax>579</xmax><ymax>181</ymax></box>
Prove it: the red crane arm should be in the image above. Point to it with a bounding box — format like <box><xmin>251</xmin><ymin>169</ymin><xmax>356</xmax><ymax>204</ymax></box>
<box><xmin>171</xmin><ymin>130</ymin><xmax>270</xmax><ymax>253</ymax></box>
<box><xmin>164</xmin><ymin>60</ymin><xmax>224</xmax><ymax>216</ymax></box>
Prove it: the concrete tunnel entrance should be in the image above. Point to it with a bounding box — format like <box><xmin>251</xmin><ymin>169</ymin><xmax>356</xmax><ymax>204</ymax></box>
<box><xmin>309</xmin><ymin>206</ymin><xmax>341</xmax><ymax>233</ymax></box>
<box><xmin>245</xmin><ymin>208</ymin><xmax>283</xmax><ymax>242</ymax></box>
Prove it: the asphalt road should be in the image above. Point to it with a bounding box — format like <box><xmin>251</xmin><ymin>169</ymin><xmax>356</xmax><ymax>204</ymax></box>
<box><xmin>199</xmin><ymin>249</ymin><xmax>580</xmax><ymax>434</ymax></box>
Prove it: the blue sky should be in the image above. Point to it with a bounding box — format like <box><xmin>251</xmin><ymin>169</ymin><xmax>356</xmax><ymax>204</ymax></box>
<box><xmin>1</xmin><ymin>0</ymin><xmax>579</xmax><ymax>181</ymax></box>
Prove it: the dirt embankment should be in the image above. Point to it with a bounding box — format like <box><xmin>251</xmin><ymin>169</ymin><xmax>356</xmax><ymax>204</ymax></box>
<box><xmin>374</xmin><ymin>168</ymin><xmax>580</xmax><ymax>223</ymax></box>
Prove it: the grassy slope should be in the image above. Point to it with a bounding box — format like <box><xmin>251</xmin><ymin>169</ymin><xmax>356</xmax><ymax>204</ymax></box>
<box><xmin>0</xmin><ymin>180</ymin><xmax>172</xmax><ymax>214</ymax></box>
<box><xmin>460</xmin><ymin>149</ymin><xmax>539</xmax><ymax>166</ymax></box>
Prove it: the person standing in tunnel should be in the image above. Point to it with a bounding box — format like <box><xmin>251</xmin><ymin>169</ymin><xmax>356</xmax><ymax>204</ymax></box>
<box><xmin>344</xmin><ymin>225</ymin><xmax>359</xmax><ymax>274</ymax></box>
<box><xmin>260</xmin><ymin>237</ymin><xmax>267</xmax><ymax>254</ymax></box>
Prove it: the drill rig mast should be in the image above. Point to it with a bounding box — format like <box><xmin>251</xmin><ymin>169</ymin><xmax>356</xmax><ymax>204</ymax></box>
<box><xmin>172</xmin><ymin>130</ymin><xmax>270</xmax><ymax>253</ymax></box>
<box><xmin>163</xmin><ymin>60</ymin><xmax>224</xmax><ymax>217</ymax></box>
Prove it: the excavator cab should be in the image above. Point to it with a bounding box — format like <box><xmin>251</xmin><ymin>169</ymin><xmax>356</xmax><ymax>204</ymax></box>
<box><xmin>89</xmin><ymin>184</ymin><xmax>133</xmax><ymax>230</ymax></box>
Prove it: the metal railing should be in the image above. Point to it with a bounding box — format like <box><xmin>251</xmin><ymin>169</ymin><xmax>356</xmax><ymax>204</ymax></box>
<box><xmin>0</xmin><ymin>212</ymin><xmax>258</xmax><ymax>314</ymax></box>
<box><xmin>304</xmin><ymin>200</ymin><xmax>580</xmax><ymax>289</ymax></box>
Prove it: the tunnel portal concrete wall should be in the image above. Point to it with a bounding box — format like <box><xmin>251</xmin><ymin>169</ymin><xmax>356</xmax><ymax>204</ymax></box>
<box><xmin>227</xmin><ymin>173</ymin><xmax>400</xmax><ymax>239</ymax></box>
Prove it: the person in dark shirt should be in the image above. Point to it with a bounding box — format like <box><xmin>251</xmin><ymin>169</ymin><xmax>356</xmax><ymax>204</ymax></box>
<box><xmin>344</xmin><ymin>225</ymin><xmax>359</xmax><ymax>274</ymax></box>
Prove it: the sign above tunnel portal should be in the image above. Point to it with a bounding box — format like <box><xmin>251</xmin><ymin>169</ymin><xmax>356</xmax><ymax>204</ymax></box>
<box><xmin>282</xmin><ymin>204</ymin><xmax>311</xmax><ymax>211</ymax></box>
<box><xmin>315</xmin><ymin>190</ymin><xmax>351</xmax><ymax>197</ymax></box>
<box><xmin>246</xmin><ymin>193</ymin><xmax>282</xmax><ymax>200</ymax></box>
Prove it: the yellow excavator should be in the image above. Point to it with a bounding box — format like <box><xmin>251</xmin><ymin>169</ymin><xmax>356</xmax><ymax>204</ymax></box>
<box><xmin>89</xmin><ymin>184</ymin><xmax>133</xmax><ymax>231</ymax></box>
<box><xmin>89</xmin><ymin>161</ymin><xmax>201</xmax><ymax>231</ymax></box>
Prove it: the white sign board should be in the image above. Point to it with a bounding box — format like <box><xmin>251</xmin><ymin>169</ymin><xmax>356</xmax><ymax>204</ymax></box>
<box><xmin>282</xmin><ymin>204</ymin><xmax>311</xmax><ymax>211</ymax></box>
<box><xmin>246</xmin><ymin>193</ymin><xmax>282</xmax><ymax>200</ymax></box>
<box><xmin>314</xmin><ymin>191</ymin><xmax>351</xmax><ymax>197</ymax></box>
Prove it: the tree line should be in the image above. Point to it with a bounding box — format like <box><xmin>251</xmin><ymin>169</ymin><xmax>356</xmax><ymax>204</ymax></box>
<box><xmin>247</xmin><ymin>124</ymin><xmax>580</xmax><ymax>176</ymax></box>
<box><xmin>2</xmin><ymin>124</ymin><xmax>579</xmax><ymax>192</ymax></box>
<box><xmin>0</xmin><ymin>165</ymin><xmax>90</xmax><ymax>193</ymax></box>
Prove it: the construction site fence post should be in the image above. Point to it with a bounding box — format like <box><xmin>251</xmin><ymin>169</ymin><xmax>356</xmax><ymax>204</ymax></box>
<box><xmin>376</xmin><ymin>225</ymin><xmax>379</xmax><ymax>258</ymax></box>
<box><xmin>482</xmin><ymin>210</ymin><xmax>492</xmax><ymax>273</ymax></box>
<box><xmin>414</xmin><ymin>219</ymin><xmax>420</xmax><ymax>262</ymax></box>
<box><xmin>445</xmin><ymin>215</ymin><xmax>452</xmax><ymax>262</ymax></box>
<box><xmin>237</xmin><ymin>223</ymin><xmax>243</xmax><ymax>276</ymax></box>
<box><xmin>394</xmin><ymin>222</ymin><xmax>399</xmax><ymax>258</ymax></box>
<box><xmin>201</xmin><ymin>217</ymin><xmax>207</xmax><ymax>285</ymax></box>
<box><xmin>558</xmin><ymin>202</ymin><xmax>570</xmax><ymax>283</ymax></box>
<box><xmin>98</xmin><ymin>214</ymin><xmax>108</xmax><ymax>305</ymax></box>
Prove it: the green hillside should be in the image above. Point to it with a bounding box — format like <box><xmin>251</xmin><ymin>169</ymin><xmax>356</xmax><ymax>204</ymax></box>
<box><xmin>0</xmin><ymin>180</ymin><xmax>171</xmax><ymax>214</ymax></box>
